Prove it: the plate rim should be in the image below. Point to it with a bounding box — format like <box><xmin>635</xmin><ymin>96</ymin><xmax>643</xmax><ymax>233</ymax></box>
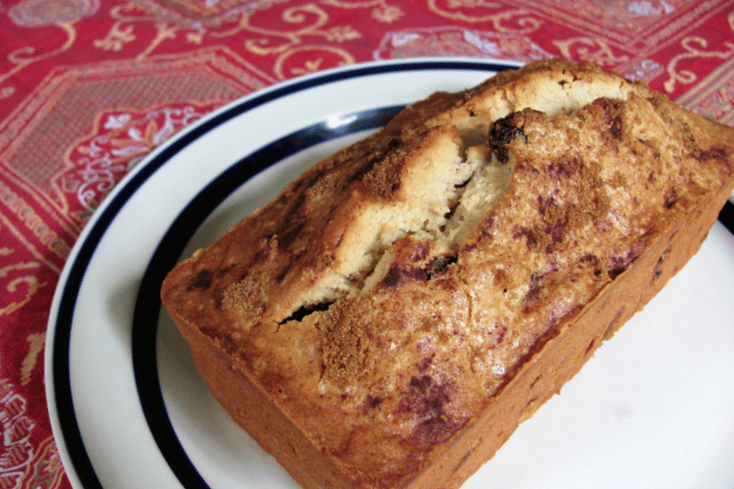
<box><xmin>133</xmin><ymin>104</ymin><xmax>408</xmax><ymax>489</ymax></box>
<box><xmin>44</xmin><ymin>57</ymin><xmax>522</xmax><ymax>489</ymax></box>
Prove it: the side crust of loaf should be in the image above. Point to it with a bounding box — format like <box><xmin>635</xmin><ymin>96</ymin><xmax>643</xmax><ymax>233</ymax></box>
<box><xmin>161</xmin><ymin>59</ymin><xmax>734</xmax><ymax>489</ymax></box>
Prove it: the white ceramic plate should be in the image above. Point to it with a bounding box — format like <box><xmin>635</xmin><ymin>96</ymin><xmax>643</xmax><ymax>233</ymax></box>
<box><xmin>46</xmin><ymin>58</ymin><xmax>734</xmax><ymax>489</ymax></box>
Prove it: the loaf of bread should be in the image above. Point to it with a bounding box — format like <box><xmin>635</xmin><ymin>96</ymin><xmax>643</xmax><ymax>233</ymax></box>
<box><xmin>161</xmin><ymin>59</ymin><xmax>734</xmax><ymax>489</ymax></box>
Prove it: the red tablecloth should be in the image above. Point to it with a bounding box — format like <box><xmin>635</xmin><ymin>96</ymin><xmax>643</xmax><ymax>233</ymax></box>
<box><xmin>1</xmin><ymin>1</ymin><xmax>733</xmax><ymax>487</ymax></box>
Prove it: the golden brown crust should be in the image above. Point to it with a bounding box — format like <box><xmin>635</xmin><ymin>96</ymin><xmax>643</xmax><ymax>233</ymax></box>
<box><xmin>161</xmin><ymin>59</ymin><xmax>734</xmax><ymax>489</ymax></box>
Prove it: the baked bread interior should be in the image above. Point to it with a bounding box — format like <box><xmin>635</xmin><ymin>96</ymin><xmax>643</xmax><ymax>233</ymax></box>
<box><xmin>161</xmin><ymin>59</ymin><xmax>734</xmax><ymax>489</ymax></box>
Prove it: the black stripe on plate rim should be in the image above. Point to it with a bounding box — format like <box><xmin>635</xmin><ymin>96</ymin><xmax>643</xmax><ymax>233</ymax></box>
<box><xmin>719</xmin><ymin>199</ymin><xmax>734</xmax><ymax>236</ymax></box>
<box><xmin>132</xmin><ymin>105</ymin><xmax>403</xmax><ymax>489</ymax></box>
<box><xmin>50</xmin><ymin>59</ymin><xmax>517</xmax><ymax>489</ymax></box>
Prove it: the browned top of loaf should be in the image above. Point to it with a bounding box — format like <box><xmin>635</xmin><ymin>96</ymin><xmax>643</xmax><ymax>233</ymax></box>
<box><xmin>161</xmin><ymin>59</ymin><xmax>734</xmax><ymax>488</ymax></box>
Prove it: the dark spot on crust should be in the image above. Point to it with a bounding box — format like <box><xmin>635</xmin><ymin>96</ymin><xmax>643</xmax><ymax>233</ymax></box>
<box><xmin>462</xmin><ymin>242</ymin><xmax>477</xmax><ymax>253</ymax></box>
<box><xmin>402</xmin><ymin>375</ymin><xmax>456</xmax><ymax>443</ymax></box>
<box><xmin>653</xmin><ymin>250</ymin><xmax>668</xmax><ymax>280</ymax></box>
<box><xmin>489</xmin><ymin>114</ymin><xmax>528</xmax><ymax>165</ymax></box>
<box><xmin>481</xmin><ymin>216</ymin><xmax>496</xmax><ymax>236</ymax></box>
<box><xmin>609</xmin><ymin>114</ymin><xmax>623</xmax><ymax>140</ymax></box>
<box><xmin>200</xmin><ymin>325</ymin><xmax>237</xmax><ymax>354</ymax></box>
<box><xmin>580</xmin><ymin>253</ymin><xmax>599</xmax><ymax>267</ymax></box>
<box><xmin>366</xmin><ymin>394</ymin><xmax>383</xmax><ymax>408</ymax></box>
<box><xmin>492</xmin><ymin>267</ymin><xmax>509</xmax><ymax>289</ymax></box>
<box><xmin>523</xmin><ymin>271</ymin><xmax>544</xmax><ymax>312</ymax></box>
<box><xmin>465</xmin><ymin>217</ymin><xmax>497</xmax><ymax>253</ymax></box>
<box><xmin>548</xmin><ymin>157</ymin><xmax>584</xmax><ymax>179</ymax></box>
<box><xmin>604</xmin><ymin>308</ymin><xmax>626</xmax><ymax>340</ymax></box>
<box><xmin>547</xmin><ymin>214</ymin><xmax>567</xmax><ymax>245</ymax></box>
<box><xmin>260</xmin><ymin>369</ymin><xmax>288</xmax><ymax>396</ymax></box>
<box><xmin>609</xmin><ymin>254</ymin><xmax>630</xmax><ymax>279</ymax></box>
<box><xmin>418</xmin><ymin>354</ymin><xmax>435</xmax><ymax>372</ymax></box>
<box><xmin>608</xmin><ymin>241</ymin><xmax>645</xmax><ymax>279</ymax></box>
<box><xmin>453</xmin><ymin>450</ymin><xmax>472</xmax><ymax>474</ymax></box>
<box><xmin>425</xmin><ymin>255</ymin><xmax>457</xmax><ymax>278</ymax></box>
<box><xmin>216</xmin><ymin>265</ymin><xmax>234</xmax><ymax>277</ymax></box>
<box><xmin>199</xmin><ymin>325</ymin><xmax>218</xmax><ymax>339</ymax></box>
<box><xmin>416</xmin><ymin>415</ymin><xmax>453</xmax><ymax>444</ymax></box>
<box><xmin>403</xmin><ymin>375</ymin><xmax>451</xmax><ymax>417</ymax></box>
<box><xmin>608</xmin><ymin>262</ymin><xmax>627</xmax><ymax>280</ymax></box>
<box><xmin>410</xmin><ymin>242</ymin><xmax>430</xmax><ymax>263</ymax></box>
<box><xmin>409</xmin><ymin>374</ymin><xmax>433</xmax><ymax>396</ymax></box>
<box><xmin>513</xmin><ymin>225</ymin><xmax>541</xmax><ymax>248</ymax></box>
<box><xmin>277</xmin><ymin>220</ymin><xmax>306</xmax><ymax>251</ymax></box>
<box><xmin>187</xmin><ymin>269</ymin><xmax>213</xmax><ymax>291</ymax></box>
<box><xmin>380</xmin><ymin>264</ymin><xmax>428</xmax><ymax>289</ymax></box>
<box><xmin>663</xmin><ymin>187</ymin><xmax>678</xmax><ymax>209</ymax></box>
<box><xmin>585</xmin><ymin>339</ymin><xmax>596</xmax><ymax>356</ymax></box>
<box><xmin>484</xmin><ymin>321</ymin><xmax>507</xmax><ymax>348</ymax></box>
<box><xmin>536</xmin><ymin>195</ymin><xmax>555</xmax><ymax>216</ymax></box>
<box><xmin>694</xmin><ymin>146</ymin><xmax>729</xmax><ymax>166</ymax></box>
<box><xmin>272</xmin><ymin>186</ymin><xmax>310</xmax><ymax>252</ymax></box>
<box><xmin>250</xmin><ymin>246</ymin><xmax>267</xmax><ymax>266</ymax></box>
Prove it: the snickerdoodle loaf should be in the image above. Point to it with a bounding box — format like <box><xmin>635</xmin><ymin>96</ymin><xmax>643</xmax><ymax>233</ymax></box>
<box><xmin>161</xmin><ymin>59</ymin><xmax>734</xmax><ymax>489</ymax></box>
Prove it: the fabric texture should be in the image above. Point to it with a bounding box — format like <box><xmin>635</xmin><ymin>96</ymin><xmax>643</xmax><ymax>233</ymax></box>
<box><xmin>1</xmin><ymin>1</ymin><xmax>734</xmax><ymax>487</ymax></box>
